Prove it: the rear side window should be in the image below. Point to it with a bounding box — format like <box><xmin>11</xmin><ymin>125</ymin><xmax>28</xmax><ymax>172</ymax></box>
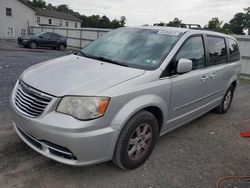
<box><xmin>207</xmin><ymin>36</ymin><xmax>227</xmax><ymax>66</ymax></box>
<box><xmin>51</xmin><ymin>33</ymin><xmax>61</xmax><ymax>39</ymax></box>
<box><xmin>227</xmin><ymin>38</ymin><xmax>240</xmax><ymax>62</ymax></box>
<box><xmin>175</xmin><ymin>36</ymin><xmax>205</xmax><ymax>70</ymax></box>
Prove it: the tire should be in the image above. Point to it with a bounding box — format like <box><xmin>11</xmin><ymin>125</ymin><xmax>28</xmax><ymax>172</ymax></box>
<box><xmin>113</xmin><ymin>110</ymin><xmax>159</xmax><ymax>170</ymax></box>
<box><xmin>29</xmin><ymin>41</ymin><xmax>37</xmax><ymax>49</ymax></box>
<box><xmin>58</xmin><ymin>44</ymin><xmax>66</xmax><ymax>51</ymax></box>
<box><xmin>214</xmin><ymin>85</ymin><xmax>235</xmax><ymax>114</ymax></box>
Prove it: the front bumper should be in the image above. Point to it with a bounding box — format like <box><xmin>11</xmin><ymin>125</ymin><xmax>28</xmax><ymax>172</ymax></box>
<box><xmin>17</xmin><ymin>38</ymin><xmax>28</xmax><ymax>45</ymax></box>
<box><xmin>10</xmin><ymin>102</ymin><xmax>117</xmax><ymax>166</ymax></box>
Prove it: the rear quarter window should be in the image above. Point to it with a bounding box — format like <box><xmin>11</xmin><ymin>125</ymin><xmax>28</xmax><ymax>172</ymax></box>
<box><xmin>206</xmin><ymin>36</ymin><xmax>227</xmax><ymax>67</ymax></box>
<box><xmin>227</xmin><ymin>38</ymin><xmax>240</xmax><ymax>62</ymax></box>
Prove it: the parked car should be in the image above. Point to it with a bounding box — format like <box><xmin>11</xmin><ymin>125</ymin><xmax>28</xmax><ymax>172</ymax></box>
<box><xmin>11</xmin><ymin>26</ymin><xmax>241</xmax><ymax>170</ymax></box>
<box><xmin>18</xmin><ymin>32</ymin><xmax>67</xmax><ymax>50</ymax></box>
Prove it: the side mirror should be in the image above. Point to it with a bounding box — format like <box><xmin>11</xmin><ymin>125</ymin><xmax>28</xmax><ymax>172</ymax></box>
<box><xmin>177</xmin><ymin>58</ymin><xmax>192</xmax><ymax>74</ymax></box>
<box><xmin>39</xmin><ymin>35</ymin><xmax>43</xmax><ymax>38</ymax></box>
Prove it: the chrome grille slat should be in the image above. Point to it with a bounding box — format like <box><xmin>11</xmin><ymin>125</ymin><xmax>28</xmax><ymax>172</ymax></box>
<box><xmin>15</xmin><ymin>101</ymin><xmax>38</xmax><ymax>116</ymax></box>
<box><xmin>18</xmin><ymin>89</ymin><xmax>50</xmax><ymax>105</ymax></box>
<box><xmin>13</xmin><ymin>81</ymin><xmax>52</xmax><ymax>117</ymax></box>
<box><xmin>15</xmin><ymin>97</ymin><xmax>43</xmax><ymax>113</ymax></box>
<box><xmin>15</xmin><ymin>95</ymin><xmax>45</xmax><ymax>111</ymax></box>
<box><xmin>16</xmin><ymin>91</ymin><xmax>47</xmax><ymax>108</ymax></box>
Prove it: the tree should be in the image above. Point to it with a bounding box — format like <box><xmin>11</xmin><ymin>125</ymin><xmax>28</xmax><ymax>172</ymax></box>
<box><xmin>25</xmin><ymin>0</ymin><xmax>47</xmax><ymax>8</ymax></box>
<box><xmin>47</xmin><ymin>3</ymin><xmax>56</xmax><ymax>11</ymax></box>
<box><xmin>110</xmin><ymin>19</ymin><xmax>121</xmax><ymax>29</ymax></box>
<box><xmin>244</xmin><ymin>7</ymin><xmax>250</xmax><ymax>35</ymax></box>
<box><xmin>57</xmin><ymin>4</ymin><xmax>70</xmax><ymax>13</ymax></box>
<box><xmin>120</xmin><ymin>16</ymin><xmax>126</xmax><ymax>27</ymax></box>
<box><xmin>205</xmin><ymin>17</ymin><xmax>223</xmax><ymax>31</ymax></box>
<box><xmin>99</xmin><ymin>16</ymin><xmax>110</xmax><ymax>28</ymax></box>
<box><xmin>167</xmin><ymin>18</ymin><xmax>185</xmax><ymax>27</ymax></box>
<box><xmin>228</xmin><ymin>13</ymin><xmax>246</xmax><ymax>35</ymax></box>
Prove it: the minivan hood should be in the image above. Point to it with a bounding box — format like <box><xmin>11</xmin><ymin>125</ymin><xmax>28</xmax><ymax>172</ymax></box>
<box><xmin>21</xmin><ymin>55</ymin><xmax>145</xmax><ymax>96</ymax></box>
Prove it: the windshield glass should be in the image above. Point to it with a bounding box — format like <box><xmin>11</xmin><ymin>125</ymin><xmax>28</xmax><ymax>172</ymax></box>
<box><xmin>34</xmin><ymin>32</ymin><xmax>44</xmax><ymax>37</ymax></box>
<box><xmin>80</xmin><ymin>28</ymin><xmax>182</xmax><ymax>70</ymax></box>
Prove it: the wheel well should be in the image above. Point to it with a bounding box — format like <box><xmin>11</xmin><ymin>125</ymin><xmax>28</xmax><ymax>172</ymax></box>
<box><xmin>58</xmin><ymin>43</ymin><xmax>66</xmax><ymax>47</ymax></box>
<box><xmin>29</xmin><ymin>41</ymin><xmax>37</xmax><ymax>45</ymax></box>
<box><xmin>231</xmin><ymin>80</ymin><xmax>237</xmax><ymax>89</ymax></box>
<box><xmin>143</xmin><ymin>106</ymin><xmax>163</xmax><ymax>133</ymax></box>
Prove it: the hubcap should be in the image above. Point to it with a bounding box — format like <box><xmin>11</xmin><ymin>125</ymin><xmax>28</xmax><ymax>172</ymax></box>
<box><xmin>223</xmin><ymin>90</ymin><xmax>232</xmax><ymax>111</ymax></box>
<box><xmin>60</xmin><ymin>45</ymin><xmax>65</xmax><ymax>50</ymax></box>
<box><xmin>127</xmin><ymin>123</ymin><xmax>152</xmax><ymax>160</ymax></box>
<box><xmin>31</xmin><ymin>43</ymin><xmax>36</xmax><ymax>49</ymax></box>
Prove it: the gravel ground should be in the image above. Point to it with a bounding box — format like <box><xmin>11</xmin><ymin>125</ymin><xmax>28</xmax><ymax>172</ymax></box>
<box><xmin>0</xmin><ymin>40</ymin><xmax>250</xmax><ymax>188</ymax></box>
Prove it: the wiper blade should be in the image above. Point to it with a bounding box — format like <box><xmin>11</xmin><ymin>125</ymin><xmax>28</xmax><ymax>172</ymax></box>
<box><xmin>77</xmin><ymin>52</ymin><xmax>128</xmax><ymax>67</ymax></box>
<box><xmin>77</xmin><ymin>51</ymin><xmax>90</xmax><ymax>57</ymax></box>
<box><xmin>93</xmin><ymin>56</ymin><xmax>128</xmax><ymax>67</ymax></box>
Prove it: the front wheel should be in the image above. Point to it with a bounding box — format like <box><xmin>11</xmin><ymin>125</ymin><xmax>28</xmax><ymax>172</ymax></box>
<box><xmin>214</xmin><ymin>85</ymin><xmax>235</xmax><ymax>114</ymax></box>
<box><xmin>29</xmin><ymin>41</ymin><xmax>37</xmax><ymax>49</ymax></box>
<box><xmin>113</xmin><ymin>110</ymin><xmax>158</xmax><ymax>170</ymax></box>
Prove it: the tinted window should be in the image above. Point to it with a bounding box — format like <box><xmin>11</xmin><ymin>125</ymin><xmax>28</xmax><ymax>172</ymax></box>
<box><xmin>207</xmin><ymin>36</ymin><xmax>227</xmax><ymax>66</ymax></box>
<box><xmin>40</xmin><ymin>33</ymin><xmax>51</xmax><ymax>39</ymax></box>
<box><xmin>227</xmin><ymin>38</ymin><xmax>240</xmax><ymax>62</ymax></box>
<box><xmin>51</xmin><ymin>33</ymin><xmax>61</xmax><ymax>39</ymax></box>
<box><xmin>175</xmin><ymin>36</ymin><xmax>205</xmax><ymax>70</ymax></box>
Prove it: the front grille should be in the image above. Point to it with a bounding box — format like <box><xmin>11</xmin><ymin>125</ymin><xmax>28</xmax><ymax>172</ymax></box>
<box><xmin>17</xmin><ymin>126</ymin><xmax>77</xmax><ymax>160</ymax></box>
<box><xmin>13</xmin><ymin>81</ymin><xmax>52</xmax><ymax>117</ymax></box>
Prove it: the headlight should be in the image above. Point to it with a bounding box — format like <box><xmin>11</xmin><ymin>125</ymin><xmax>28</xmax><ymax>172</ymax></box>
<box><xmin>22</xmin><ymin>39</ymin><xmax>28</xmax><ymax>42</ymax></box>
<box><xmin>56</xmin><ymin>96</ymin><xmax>110</xmax><ymax>120</ymax></box>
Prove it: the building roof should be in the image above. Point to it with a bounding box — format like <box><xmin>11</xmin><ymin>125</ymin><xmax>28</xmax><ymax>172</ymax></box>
<box><xmin>34</xmin><ymin>8</ymin><xmax>82</xmax><ymax>22</ymax></box>
<box><xmin>19</xmin><ymin>0</ymin><xmax>81</xmax><ymax>22</ymax></box>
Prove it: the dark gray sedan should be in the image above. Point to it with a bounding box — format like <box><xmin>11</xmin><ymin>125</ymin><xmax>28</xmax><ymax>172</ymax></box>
<box><xmin>18</xmin><ymin>32</ymin><xmax>67</xmax><ymax>50</ymax></box>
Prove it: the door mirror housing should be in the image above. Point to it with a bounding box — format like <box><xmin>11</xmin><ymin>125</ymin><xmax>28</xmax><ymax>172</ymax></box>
<box><xmin>177</xmin><ymin>58</ymin><xmax>192</xmax><ymax>74</ymax></box>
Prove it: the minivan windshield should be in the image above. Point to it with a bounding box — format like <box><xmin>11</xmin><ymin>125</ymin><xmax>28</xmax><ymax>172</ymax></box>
<box><xmin>79</xmin><ymin>28</ymin><xmax>182</xmax><ymax>70</ymax></box>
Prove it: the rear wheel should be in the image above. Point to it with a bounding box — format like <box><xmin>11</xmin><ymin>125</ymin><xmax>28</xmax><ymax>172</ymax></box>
<box><xmin>58</xmin><ymin>44</ymin><xmax>66</xmax><ymax>51</ymax></box>
<box><xmin>29</xmin><ymin>41</ymin><xmax>37</xmax><ymax>49</ymax></box>
<box><xmin>214</xmin><ymin>85</ymin><xmax>235</xmax><ymax>114</ymax></box>
<box><xmin>113</xmin><ymin>110</ymin><xmax>158</xmax><ymax>170</ymax></box>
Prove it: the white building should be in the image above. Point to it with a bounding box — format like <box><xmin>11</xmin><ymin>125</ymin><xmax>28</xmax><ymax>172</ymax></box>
<box><xmin>0</xmin><ymin>0</ymin><xmax>82</xmax><ymax>39</ymax></box>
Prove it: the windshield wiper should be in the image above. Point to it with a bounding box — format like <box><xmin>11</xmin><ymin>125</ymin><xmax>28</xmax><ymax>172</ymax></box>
<box><xmin>77</xmin><ymin>51</ymin><xmax>90</xmax><ymax>58</ymax></box>
<box><xmin>94</xmin><ymin>56</ymin><xmax>128</xmax><ymax>67</ymax></box>
<box><xmin>77</xmin><ymin>52</ymin><xmax>128</xmax><ymax>67</ymax></box>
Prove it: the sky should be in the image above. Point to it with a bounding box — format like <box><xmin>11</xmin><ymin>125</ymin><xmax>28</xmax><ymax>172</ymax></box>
<box><xmin>47</xmin><ymin>0</ymin><xmax>250</xmax><ymax>27</ymax></box>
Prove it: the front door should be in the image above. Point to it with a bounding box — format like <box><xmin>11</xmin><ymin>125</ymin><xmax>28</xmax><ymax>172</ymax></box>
<box><xmin>166</xmin><ymin>35</ymin><xmax>211</xmax><ymax>129</ymax></box>
<box><xmin>38</xmin><ymin>33</ymin><xmax>52</xmax><ymax>47</ymax></box>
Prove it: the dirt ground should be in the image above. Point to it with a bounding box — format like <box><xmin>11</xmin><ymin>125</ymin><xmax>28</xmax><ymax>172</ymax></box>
<box><xmin>0</xmin><ymin>40</ymin><xmax>250</xmax><ymax>188</ymax></box>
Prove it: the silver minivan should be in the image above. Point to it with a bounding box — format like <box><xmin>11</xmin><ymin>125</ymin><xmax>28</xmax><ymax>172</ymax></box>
<box><xmin>10</xmin><ymin>26</ymin><xmax>241</xmax><ymax>170</ymax></box>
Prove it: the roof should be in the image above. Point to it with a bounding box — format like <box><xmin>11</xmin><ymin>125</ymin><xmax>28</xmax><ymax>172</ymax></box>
<box><xmin>34</xmin><ymin>8</ymin><xmax>82</xmax><ymax>22</ymax></box>
<box><xmin>131</xmin><ymin>26</ymin><xmax>235</xmax><ymax>39</ymax></box>
<box><xmin>18</xmin><ymin>0</ymin><xmax>81</xmax><ymax>22</ymax></box>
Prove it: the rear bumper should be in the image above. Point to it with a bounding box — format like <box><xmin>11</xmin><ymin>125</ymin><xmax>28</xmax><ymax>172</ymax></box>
<box><xmin>11</xmin><ymin>103</ymin><xmax>118</xmax><ymax>166</ymax></box>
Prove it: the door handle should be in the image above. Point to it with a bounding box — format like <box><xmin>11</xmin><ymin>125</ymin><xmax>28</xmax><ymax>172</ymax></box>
<box><xmin>200</xmin><ymin>76</ymin><xmax>209</xmax><ymax>81</ymax></box>
<box><xmin>210</xmin><ymin>73</ymin><xmax>216</xmax><ymax>78</ymax></box>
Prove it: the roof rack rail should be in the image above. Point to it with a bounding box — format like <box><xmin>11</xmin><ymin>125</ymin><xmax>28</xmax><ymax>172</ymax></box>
<box><xmin>183</xmin><ymin>24</ymin><xmax>201</xmax><ymax>29</ymax></box>
<box><xmin>153</xmin><ymin>23</ymin><xmax>202</xmax><ymax>29</ymax></box>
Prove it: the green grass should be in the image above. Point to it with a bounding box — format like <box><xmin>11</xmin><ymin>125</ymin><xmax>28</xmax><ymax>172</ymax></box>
<box><xmin>240</xmin><ymin>78</ymin><xmax>250</xmax><ymax>84</ymax></box>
